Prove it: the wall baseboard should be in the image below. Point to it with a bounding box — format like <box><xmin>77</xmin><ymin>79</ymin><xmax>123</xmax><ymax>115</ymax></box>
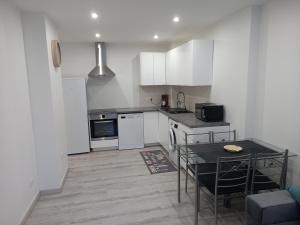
<box><xmin>40</xmin><ymin>168</ymin><xmax>69</xmax><ymax>196</ymax></box>
<box><xmin>19</xmin><ymin>168</ymin><xmax>69</xmax><ymax>224</ymax></box>
<box><xmin>20</xmin><ymin>191</ymin><xmax>40</xmax><ymax>225</ymax></box>
<box><xmin>144</xmin><ymin>143</ymin><xmax>160</xmax><ymax>147</ymax></box>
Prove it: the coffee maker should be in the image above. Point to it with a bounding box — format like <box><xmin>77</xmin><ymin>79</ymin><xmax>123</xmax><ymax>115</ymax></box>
<box><xmin>161</xmin><ymin>94</ymin><xmax>169</xmax><ymax>108</ymax></box>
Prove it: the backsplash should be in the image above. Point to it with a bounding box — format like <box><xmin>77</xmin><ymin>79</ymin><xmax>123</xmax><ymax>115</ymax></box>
<box><xmin>87</xmin><ymin>81</ymin><xmax>168</xmax><ymax>109</ymax></box>
<box><xmin>168</xmin><ymin>86</ymin><xmax>211</xmax><ymax>112</ymax></box>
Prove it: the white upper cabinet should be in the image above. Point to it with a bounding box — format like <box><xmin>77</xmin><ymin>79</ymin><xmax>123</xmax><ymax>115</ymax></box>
<box><xmin>166</xmin><ymin>47</ymin><xmax>180</xmax><ymax>85</ymax></box>
<box><xmin>153</xmin><ymin>53</ymin><xmax>166</xmax><ymax>85</ymax></box>
<box><xmin>140</xmin><ymin>52</ymin><xmax>154</xmax><ymax>85</ymax></box>
<box><xmin>166</xmin><ymin>40</ymin><xmax>213</xmax><ymax>86</ymax></box>
<box><xmin>139</xmin><ymin>52</ymin><xmax>166</xmax><ymax>85</ymax></box>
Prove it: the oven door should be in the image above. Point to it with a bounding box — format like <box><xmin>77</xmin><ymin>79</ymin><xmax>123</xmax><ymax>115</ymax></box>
<box><xmin>90</xmin><ymin>119</ymin><xmax>118</xmax><ymax>140</ymax></box>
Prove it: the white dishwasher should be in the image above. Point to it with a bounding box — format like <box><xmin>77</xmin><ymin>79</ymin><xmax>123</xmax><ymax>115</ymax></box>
<box><xmin>118</xmin><ymin>113</ymin><xmax>144</xmax><ymax>150</ymax></box>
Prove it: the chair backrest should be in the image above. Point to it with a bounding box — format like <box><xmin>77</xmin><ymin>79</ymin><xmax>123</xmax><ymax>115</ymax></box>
<box><xmin>250</xmin><ymin>150</ymin><xmax>288</xmax><ymax>193</ymax></box>
<box><xmin>180</xmin><ymin>132</ymin><xmax>211</xmax><ymax>164</ymax></box>
<box><xmin>183</xmin><ymin>131</ymin><xmax>211</xmax><ymax>145</ymax></box>
<box><xmin>215</xmin><ymin>154</ymin><xmax>251</xmax><ymax>196</ymax></box>
<box><xmin>211</xmin><ymin>130</ymin><xmax>237</xmax><ymax>143</ymax></box>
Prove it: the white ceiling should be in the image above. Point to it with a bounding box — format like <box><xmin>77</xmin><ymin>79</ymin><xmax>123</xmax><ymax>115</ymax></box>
<box><xmin>13</xmin><ymin>0</ymin><xmax>264</xmax><ymax>44</ymax></box>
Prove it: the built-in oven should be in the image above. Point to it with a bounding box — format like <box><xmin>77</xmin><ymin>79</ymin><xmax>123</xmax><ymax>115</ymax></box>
<box><xmin>89</xmin><ymin>112</ymin><xmax>118</xmax><ymax>141</ymax></box>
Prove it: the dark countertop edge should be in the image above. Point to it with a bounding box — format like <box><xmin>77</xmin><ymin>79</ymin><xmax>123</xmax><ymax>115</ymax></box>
<box><xmin>180</xmin><ymin>122</ymin><xmax>230</xmax><ymax>128</ymax></box>
<box><xmin>117</xmin><ymin>108</ymin><xmax>159</xmax><ymax>114</ymax></box>
<box><xmin>88</xmin><ymin>107</ymin><xmax>159</xmax><ymax>114</ymax></box>
<box><xmin>88</xmin><ymin>107</ymin><xmax>230</xmax><ymax>128</ymax></box>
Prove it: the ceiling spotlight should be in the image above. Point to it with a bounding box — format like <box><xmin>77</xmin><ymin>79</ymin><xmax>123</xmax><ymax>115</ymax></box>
<box><xmin>173</xmin><ymin>16</ymin><xmax>180</xmax><ymax>23</ymax></box>
<box><xmin>153</xmin><ymin>34</ymin><xmax>159</xmax><ymax>40</ymax></box>
<box><xmin>95</xmin><ymin>33</ymin><xmax>101</xmax><ymax>38</ymax></box>
<box><xmin>91</xmin><ymin>12</ymin><xmax>99</xmax><ymax>19</ymax></box>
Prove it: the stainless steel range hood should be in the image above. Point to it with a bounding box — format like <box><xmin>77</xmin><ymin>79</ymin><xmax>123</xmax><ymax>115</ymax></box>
<box><xmin>88</xmin><ymin>42</ymin><xmax>115</xmax><ymax>78</ymax></box>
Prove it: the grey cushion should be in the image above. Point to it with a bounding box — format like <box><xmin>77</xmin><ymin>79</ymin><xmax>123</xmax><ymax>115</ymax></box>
<box><xmin>275</xmin><ymin>222</ymin><xmax>300</xmax><ymax>225</ymax></box>
<box><xmin>247</xmin><ymin>190</ymin><xmax>300</xmax><ymax>225</ymax></box>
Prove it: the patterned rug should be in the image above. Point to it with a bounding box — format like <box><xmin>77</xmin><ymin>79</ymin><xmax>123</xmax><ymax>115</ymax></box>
<box><xmin>140</xmin><ymin>150</ymin><xmax>177</xmax><ymax>174</ymax></box>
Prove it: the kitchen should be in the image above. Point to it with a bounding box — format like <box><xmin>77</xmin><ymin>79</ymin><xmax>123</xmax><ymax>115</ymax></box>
<box><xmin>63</xmin><ymin>40</ymin><xmax>230</xmax><ymax>163</ymax></box>
<box><xmin>1</xmin><ymin>1</ymin><xmax>300</xmax><ymax>225</ymax></box>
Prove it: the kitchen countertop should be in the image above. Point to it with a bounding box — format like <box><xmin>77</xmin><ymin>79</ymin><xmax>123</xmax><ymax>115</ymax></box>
<box><xmin>88</xmin><ymin>107</ymin><xmax>229</xmax><ymax>128</ymax></box>
<box><xmin>162</xmin><ymin>112</ymin><xmax>229</xmax><ymax>128</ymax></box>
<box><xmin>88</xmin><ymin>106</ymin><xmax>158</xmax><ymax>114</ymax></box>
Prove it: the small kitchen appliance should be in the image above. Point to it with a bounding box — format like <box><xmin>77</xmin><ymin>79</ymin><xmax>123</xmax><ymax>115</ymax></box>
<box><xmin>195</xmin><ymin>103</ymin><xmax>224</xmax><ymax>122</ymax></box>
<box><xmin>161</xmin><ymin>94</ymin><xmax>169</xmax><ymax>108</ymax></box>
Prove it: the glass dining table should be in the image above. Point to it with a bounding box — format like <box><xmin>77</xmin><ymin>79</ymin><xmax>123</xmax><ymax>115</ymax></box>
<box><xmin>176</xmin><ymin>139</ymin><xmax>296</xmax><ymax>225</ymax></box>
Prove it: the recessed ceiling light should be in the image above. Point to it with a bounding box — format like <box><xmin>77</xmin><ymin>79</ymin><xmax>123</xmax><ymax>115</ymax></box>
<box><xmin>91</xmin><ymin>12</ymin><xmax>99</xmax><ymax>19</ymax></box>
<box><xmin>95</xmin><ymin>33</ymin><xmax>101</xmax><ymax>38</ymax></box>
<box><xmin>173</xmin><ymin>16</ymin><xmax>180</xmax><ymax>23</ymax></box>
<box><xmin>153</xmin><ymin>34</ymin><xmax>159</xmax><ymax>40</ymax></box>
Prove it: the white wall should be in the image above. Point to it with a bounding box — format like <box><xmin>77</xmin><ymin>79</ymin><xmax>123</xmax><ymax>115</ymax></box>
<box><xmin>169</xmin><ymin>1</ymin><xmax>300</xmax><ymax>184</ymax></box>
<box><xmin>192</xmin><ymin>1</ymin><xmax>300</xmax><ymax>184</ymax></box>
<box><xmin>201</xmin><ymin>7</ymin><xmax>253</xmax><ymax>139</ymax></box>
<box><xmin>169</xmin><ymin>7</ymin><xmax>254</xmax><ymax>139</ymax></box>
<box><xmin>253</xmin><ymin>0</ymin><xmax>300</xmax><ymax>184</ymax></box>
<box><xmin>61</xmin><ymin>43</ymin><xmax>169</xmax><ymax>109</ymax></box>
<box><xmin>0</xmin><ymin>1</ymin><xmax>39</xmax><ymax>225</ymax></box>
<box><xmin>45</xmin><ymin>17</ymin><xmax>68</xmax><ymax>185</ymax></box>
<box><xmin>22</xmin><ymin>13</ymin><xmax>68</xmax><ymax>191</ymax></box>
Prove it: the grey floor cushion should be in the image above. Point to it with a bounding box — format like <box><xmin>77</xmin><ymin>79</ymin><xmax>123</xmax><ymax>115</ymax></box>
<box><xmin>247</xmin><ymin>190</ymin><xmax>300</xmax><ymax>225</ymax></box>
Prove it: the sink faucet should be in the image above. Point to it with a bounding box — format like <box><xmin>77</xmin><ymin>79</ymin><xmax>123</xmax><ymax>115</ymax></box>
<box><xmin>177</xmin><ymin>91</ymin><xmax>186</xmax><ymax>109</ymax></box>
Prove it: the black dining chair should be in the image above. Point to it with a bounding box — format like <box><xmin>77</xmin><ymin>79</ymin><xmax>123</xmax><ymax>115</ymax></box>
<box><xmin>182</xmin><ymin>132</ymin><xmax>212</xmax><ymax>193</ymax></box>
<box><xmin>211</xmin><ymin>130</ymin><xmax>237</xmax><ymax>143</ymax></box>
<box><xmin>250</xmin><ymin>150</ymin><xmax>289</xmax><ymax>194</ymax></box>
<box><xmin>197</xmin><ymin>154</ymin><xmax>251</xmax><ymax>225</ymax></box>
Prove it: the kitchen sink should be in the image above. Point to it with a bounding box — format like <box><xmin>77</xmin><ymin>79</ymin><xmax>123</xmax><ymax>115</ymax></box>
<box><xmin>162</xmin><ymin>108</ymin><xmax>193</xmax><ymax>114</ymax></box>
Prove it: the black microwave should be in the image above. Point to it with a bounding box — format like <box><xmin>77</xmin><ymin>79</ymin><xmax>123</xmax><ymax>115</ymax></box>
<box><xmin>195</xmin><ymin>103</ymin><xmax>224</xmax><ymax>122</ymax></box>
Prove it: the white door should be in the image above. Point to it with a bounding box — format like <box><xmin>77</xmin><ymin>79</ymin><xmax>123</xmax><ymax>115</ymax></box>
<box><xmin>158</xmin><ymin>112</ymin><xmax>169</xmax><ymax>151</ymax></box>
<box><xmin>118</xmin><ymin>113</ymin><xmax>144</xmax><ymax>150</ymax></box>
<box><xmin>166</xmin><ymin>48</ymin><xmax>179</xmax><ymax>85</ymax></box>
<box><xmin>63</xmin><ymin>78</ymin><xmax>90</xmax><ymax>154</ymax></box>
<box><xmin>140</xmin><ymin>52</ymin><xmax>154</xmax><ymax>85</ymax></box>
<box><xmin>166</xmin><ymin>40</ymin><xmax>214</xmax><ymax>86</ymax></box>
<box><xmin>176</xmin><ymin>40</ymin><xmax>193</xmax><ymax>85</ymax></box>
<box><xmin>143</xmin><ymin>112</ymin><xmax>159</xmax><ymax>144</ymax></box>
<box><xmin>153</xmin><ymin>53</ymin><xmax>166</xmax><ymax>85</ymax></box>
<box><xmin>192</xmin><ymin>40</ymin><xmax>214</xmax><ymax>85</ymax></box>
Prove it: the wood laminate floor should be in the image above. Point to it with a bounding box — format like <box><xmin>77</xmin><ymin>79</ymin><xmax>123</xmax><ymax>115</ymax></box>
<box><xmin>25</xmin><ymin>146</ymin><xmax>244</xmax><ymax>225</ymax></box>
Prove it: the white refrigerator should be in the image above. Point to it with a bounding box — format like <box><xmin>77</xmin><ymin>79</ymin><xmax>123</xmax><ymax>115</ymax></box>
<box><xmin>63</xmin><ymin>78</ymin><xmax>90</xmax><ymax>154</ymax></box>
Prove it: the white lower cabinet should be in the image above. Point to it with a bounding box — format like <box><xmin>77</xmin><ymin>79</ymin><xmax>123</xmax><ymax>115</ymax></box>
<box><xmin>143</xmin><ymin>112</ymin><xmax>159</xmax><ymax>145</ymax></box>
<box><xmin>158</xmin><ymin>112</ymin><xmax>169</xmax><ymax>151</ymax></box>
<box><xmin>145</xmin><ymin>111</ymin><xmax>230</xmax><ymax>155</ymax></box>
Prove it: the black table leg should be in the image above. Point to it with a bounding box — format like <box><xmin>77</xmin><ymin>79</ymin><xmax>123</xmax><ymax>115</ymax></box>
<box><xmin>178</xmin><ymin>146</ymin><xmax>181</xmax><ymax>203</ymax></box>
<box><xmin>195</xmin><ymin>164</ymin><xmax>198</xmax><ymax>225</ymax></box>
<box><xmin>223</xmin><ymin>195</ymin><xmax>231</xmax><ymax>208</ymax></box>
